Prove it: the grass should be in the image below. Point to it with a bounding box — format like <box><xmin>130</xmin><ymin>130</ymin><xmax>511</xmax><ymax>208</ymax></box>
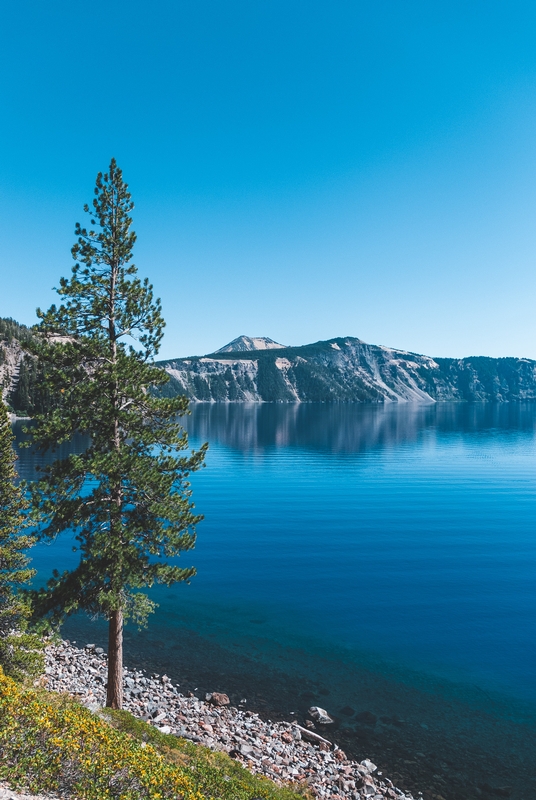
<box><xmin>0</xmin><ymin>668</ymin><xmax>310</xmax><ymax>800</ymax></box>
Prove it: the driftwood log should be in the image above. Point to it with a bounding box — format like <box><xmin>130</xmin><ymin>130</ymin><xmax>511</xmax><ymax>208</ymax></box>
<box><xmin>293</xmin><ymin>724</ymin><xmax>334</xmax><ymax>749</ymax></box>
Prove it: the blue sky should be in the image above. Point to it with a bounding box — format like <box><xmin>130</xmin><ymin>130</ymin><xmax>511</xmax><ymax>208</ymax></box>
<box><xmin>2</xmin><ymin>1</ymin><xmax>536</xmax><ymax>359</ymax></box>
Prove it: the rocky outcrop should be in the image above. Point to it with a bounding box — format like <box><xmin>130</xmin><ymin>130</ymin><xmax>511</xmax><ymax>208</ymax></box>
<box><xmin>157</xmin><ymin>337</ymin><xmax>536</xmax><ymax>404</ymax></box>
<box><xmin>0</xmin><ymin>321</ymin><xmax>26</xmax><ymax>403</ymax></box>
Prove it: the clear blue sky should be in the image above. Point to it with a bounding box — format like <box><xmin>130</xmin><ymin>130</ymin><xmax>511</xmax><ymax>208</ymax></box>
<box><xmin>2</xmin><ymin>1</ymin><xmax>536</xmax><ymax>359</ymax></box>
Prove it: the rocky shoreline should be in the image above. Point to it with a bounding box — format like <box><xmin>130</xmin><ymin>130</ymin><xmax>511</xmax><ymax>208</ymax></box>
<box><xmin>43</xmin><ymin>640</ymin><xmax>418</xmax><ymax>800</ymax></box>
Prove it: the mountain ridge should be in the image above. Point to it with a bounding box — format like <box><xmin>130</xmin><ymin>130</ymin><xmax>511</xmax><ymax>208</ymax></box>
<box><xmin>4</xmin><ymin>320</ymin><xmax>536</xmax><ymax>410</ymax></box>
<box><xmin>157</xmin><ymin>335</ymin><xmax>536</xmax><ymax>404</ymax></box>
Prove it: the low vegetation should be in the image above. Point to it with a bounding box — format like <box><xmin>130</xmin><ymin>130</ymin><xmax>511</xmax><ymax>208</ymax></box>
<box><xmin>0</xmin><ymin>667</ymin><xmax>307</xmax><ymax>800</ymax></box>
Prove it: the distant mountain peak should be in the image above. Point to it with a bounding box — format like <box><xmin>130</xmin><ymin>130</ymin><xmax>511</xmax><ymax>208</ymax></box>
<box><xmin>214</xmin><ymin>336</ymin><xmax>287</xmax><ymax>353</ymax></box>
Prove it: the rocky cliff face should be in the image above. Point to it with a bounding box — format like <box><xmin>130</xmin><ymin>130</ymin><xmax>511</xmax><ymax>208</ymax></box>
<box><xmin>158</xmin><ymin>337</ymin><xmax>536</xmax><ymax>403</ymax></box>
<box><xmin>0</xmin><ymin>341</ymin><xmax>24</xmax><ymax>402</ymax></box>
<box><xmin>0</xmin><ymin>318</ymin><xmax>54</xmax><ymax>416</ymax></box>
<box><xmin>0</xmin><ymin>319</ymin><xmax>28</xmax><ymax>403</ymax></box>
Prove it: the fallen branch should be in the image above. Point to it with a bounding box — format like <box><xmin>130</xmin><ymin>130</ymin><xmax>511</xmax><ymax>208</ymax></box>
<box><xmin>293</xmin><ymin>724</ymin><xmax>333</xmax><ymax>748</ymax></box>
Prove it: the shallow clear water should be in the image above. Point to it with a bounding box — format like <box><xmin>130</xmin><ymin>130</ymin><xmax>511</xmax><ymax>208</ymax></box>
<box><xmin>14</xmin><ymin>403</ymin><xmax>536</xmax><ymax>714</ymax></box>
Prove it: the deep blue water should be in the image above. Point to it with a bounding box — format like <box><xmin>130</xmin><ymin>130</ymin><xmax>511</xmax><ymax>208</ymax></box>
<box><xmin>14</xmin><ymin>403</ymin><xmax>536</xmax><ymax>719</ymax></box>
<box><xmin>180</xmin><ymin>403</ymin><xmax>536</xmax><ymax>711</ymax></box>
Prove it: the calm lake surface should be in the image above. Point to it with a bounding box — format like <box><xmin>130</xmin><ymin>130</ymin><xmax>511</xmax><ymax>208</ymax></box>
<box><xmin>13</xmin><ymin>403</ymin><xmax>536</xmax><ymax>797</ymax></box>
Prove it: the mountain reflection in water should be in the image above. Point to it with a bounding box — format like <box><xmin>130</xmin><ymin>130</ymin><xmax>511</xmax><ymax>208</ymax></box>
<box><xmin>184</xmin><ymin>401</ymin><xmax>536</xmax><ymax>454</ymax></box>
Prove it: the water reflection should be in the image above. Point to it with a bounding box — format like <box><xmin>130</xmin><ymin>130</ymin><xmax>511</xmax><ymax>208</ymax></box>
<box><xmin>185</xmin><ymin>402</ymin><xmax>536</xmax><ymax>454</ymax></box>
<box><xmin>13</xmin><ymin>404</ymin><xmax>536</xmax><ymax>473</ymax></box>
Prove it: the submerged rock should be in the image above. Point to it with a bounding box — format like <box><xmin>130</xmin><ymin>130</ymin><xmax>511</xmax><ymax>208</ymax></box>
<box><xmin>355</xmin><ymin>711</ymin><xmax>377</xmax><ymax>726</ymax></box>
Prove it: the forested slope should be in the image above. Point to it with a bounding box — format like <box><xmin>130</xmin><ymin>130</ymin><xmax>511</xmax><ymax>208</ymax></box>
<box><xmin>0</xmin><ymin>318</ymin><xmax>51</xmax><ymax>416</ymax></box>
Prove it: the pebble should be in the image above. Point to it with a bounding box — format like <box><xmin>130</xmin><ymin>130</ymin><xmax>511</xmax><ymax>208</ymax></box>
<box><xmin>39</xmin><ymin>641</ymin><xmax>419</xmax><ymax>800</ymax></box>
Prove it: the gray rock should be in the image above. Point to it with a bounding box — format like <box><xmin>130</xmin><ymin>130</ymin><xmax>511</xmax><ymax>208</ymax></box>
<box><xmin>207</xmin><ymin>691</ymin><xmax>230</xmax><ymax>707</ymax></box>
<box><xmin>308</xmin><ymin>706</ymin><xmax>335</xmax><ymax>725</ymax></box>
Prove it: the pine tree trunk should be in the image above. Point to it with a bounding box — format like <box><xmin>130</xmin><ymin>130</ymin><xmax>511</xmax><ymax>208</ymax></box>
<box><xmin>106</xmin><ymin>608</ymin><xmax>123</xmax><ymax>709</ymax></box>
<box><xmin>105</xmin><ymin>203</ymin><xmax>124</xmax><ymax>712</ymax></box>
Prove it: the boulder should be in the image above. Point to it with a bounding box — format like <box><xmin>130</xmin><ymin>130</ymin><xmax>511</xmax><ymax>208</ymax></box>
<box><xmin>308</xmin><ymin>706</ymin><xmax>335</xmax><ymax>725</ymax></box>
<box><xmin>206</xmin><ymin>691</ymin><xmax>230</xmax><ymax>707</ymax></box>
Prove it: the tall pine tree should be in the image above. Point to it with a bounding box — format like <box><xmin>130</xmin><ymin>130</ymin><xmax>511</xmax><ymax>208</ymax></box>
<box><xmin>28</xmin><ymin>159</ymin><xmax>206</xmax><ymax>708</ymax></box>
<box><xmin>0</xmin><ymin>399</ymin><xmax>43</xmax><ymax>680</ymax></box>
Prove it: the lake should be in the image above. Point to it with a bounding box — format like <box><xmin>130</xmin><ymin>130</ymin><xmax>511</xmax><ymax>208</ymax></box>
<box><xmin>13</xmin><ymin>403</ymin><xmax>536</xmax><ymax>799</ymax></box>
